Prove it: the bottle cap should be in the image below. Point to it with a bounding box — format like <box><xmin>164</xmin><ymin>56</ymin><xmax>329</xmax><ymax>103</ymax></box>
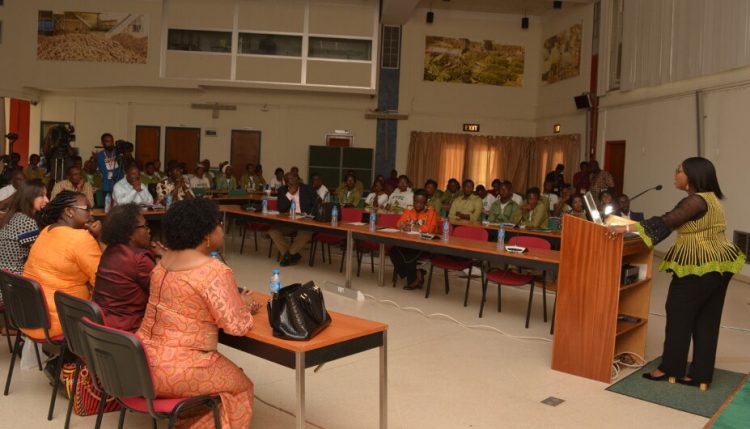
<box><xmin>272</xmin><ymin>268</ymin><xmax>280</xmax><ymax>274</ymax></box>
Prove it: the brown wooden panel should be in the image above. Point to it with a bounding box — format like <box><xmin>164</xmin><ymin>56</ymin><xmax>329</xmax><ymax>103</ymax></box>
<box><xmin>135</xmin><ymin>125</ymin><xmax>160</xmax><ymax>168</ymax></box>
<box><xmin>604</xmin><ymin>140</ymin><xmax>626</xmax><ymax>196</ymax></box>
<box><xmin>230</xmin><ymin>130</ymin><xmax>261</xmax><ymax>181</ymax></box>
<box><xmin>165</xmin><ymin>127</ymin><xmax>200</xmax><ymax>169</ymax></box>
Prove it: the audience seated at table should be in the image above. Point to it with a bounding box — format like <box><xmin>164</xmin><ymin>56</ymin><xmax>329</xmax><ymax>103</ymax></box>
<box><xmin>519</xmin><ymin>187</ymin><xmax>549</xmax><ymax>228</ymax></box>
<box><xmin>386</xmin><ymin>175</ymin><xmax>414</xmax><ymax>211</ymax></box>
<box><xmin>82</xmin><ymin>158</ymin><xmax>103</xmax><ymax>191</ymax></box>
<box><xmin>215</xmin><ymin>164</ymin><xmax>238</xmax><ymax>192</ymax></box>
<box><xmin>448</xmin><ymin>179</ymin><xmax>483</xmax><ymax>222</ymax></box>
<box><xmin>113</xmin><ymin>165</ymin><xmax>154</xmax><ymax>206</ymax></box>
<box><xmin>22</xmin><ymin>154</ymin><xmax>46</xmax><ymax>182</ymax></box>
<box><xmin>240</xmin><ymin>163</ymin><xmax>258</xmax><ymax>191</ymax></box>
<box><xmin>0</xmin><ymin>180</ymin><xmax>49</xmax><ymax>277</ymax></box>
<box><xmin>598</xmin><ymin>189</ymin><xmax>618</xmax><ymax>214</ymax></box>
<box><xmin>475</xmin><ymin>185</ymin><xmax>495</xmax><ymax>218</ymax></box>
<box><xmin>440</xmin><ymin>178</ymin><xmax>461</xmax><ymax>213</ymax></box>
<box><xmin>251</xmin><ymin>164</ymin><xmax>266</xmax><ymax>190</ymax></box>
<box><xmin>487</xmin><ymin>181</ymin><xmax>522</xmax><ymax>225</ymax></box>
<box><xmin>553</xmin><ymin>185</ymin><xmax>574</xmax><ymax>217</ymax></box>
<box><xmin>545</xmin><ymin>163</ymin><xmax>566</xmax><ymax>195</ymax></box>
<box><xmin>423</xmin><ymin>179</ymin><xmax>444</xmax><ymax>214</ymax></box>
<box><xmin>489</xmin><ymin>178</ymin><xmax>502</xmax><ymax>197</ymax></box>
<box><xmin>365</xmin><ymin>180</ymin><xmax>389</xmax><ymax>209</ymax></box>
<box><xmin>189</xmin><ymin>163</ymin><xmax>212</xmax><ymax>191</ymax></box>
<box><xmin>94</xmin><ymin>203</ymin><xmax>166</xmax><ymax>333</ymax></box>
<box><xmin>566</xmin><ymin>194</ymin><xmax>587</xmax><ymax>219</ymax></box>
<box><xmin>311</xmin><ymin>173</ymin><xmax>329</xmax><ymax>201</ymax></box>
<box><xmin>140</xmin><ymin>161</ymin><xmax>163</xmax><ymax>186</ymax></box>
<box><xmin>385</xmin><ymin>169</ymin><xmax>399</xmax><ymax>191</ymax></box>
<box><xmin>270</xmin><ymin>173</ymin><xmax>318</xmax><ymax>266</ymax></box>
<box><xmin>136</xmin><ymin>198</ymin><xmax>260</xmax><ymax>429</ymax></box>
<box><xmin>268</xmin><ymin>167</ymin><xmax>286</xmax><ymax>190</ymax></box>
<box><xmin>156</xmin><ymin>164</ymin><xmax>194</xmax><ymax>205</ymax></box>
<box><xmin>336</xmin><ymin>173</ymin><xmax>362</xmax><ymax>207</ymax></box>
<box><xmin>541</xmin><ymin>178</ymin><xmax>560</xmax><ymax>215</ymax></box>
<box><xmin>51</xmin><ymin>165</ymin><xmax>95</xmax><ymax>207</ymax></box>
<box><xmin>390</xmin><ymin>190</ymin><xmax>438</xmax><ymax>290</ymax></box>
<box><xmin>616</xmin><ymin>194</ymin><xmax>644</xmax><ymax>221</ymax></box>
<box><xmin>0</xmin><ymin>170</ymin><xmax>25</xmax><ymax>210</ymax></box>
<box><xmin>22</xmin><ymin>190</ymin><xmax>102</xmax><ymax>340</ymax></box>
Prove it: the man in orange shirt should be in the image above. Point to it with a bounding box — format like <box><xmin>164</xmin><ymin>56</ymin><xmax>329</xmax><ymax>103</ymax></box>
<box><xmin>389</xmin><ymin>190</ymin><xmax>438</xmax><ymax>290</ymax></box>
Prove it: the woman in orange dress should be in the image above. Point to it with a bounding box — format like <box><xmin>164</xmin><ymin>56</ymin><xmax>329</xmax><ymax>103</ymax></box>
<box><xmin>389</xmin><ymin>189</ymin><xmax>438</xmax><ymax>290</ymax></box>
<box><xmin>22</xmin><ymin>190</ymin><xmax>102</xmax><ymax>340</ymax></box>
<box><xmin>136</xmin><ymin>198</ymin><xmax>261</xmax><ymax>428</ymax></box>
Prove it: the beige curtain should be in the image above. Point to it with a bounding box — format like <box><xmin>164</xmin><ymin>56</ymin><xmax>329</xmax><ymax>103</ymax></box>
<box><xmin>406</xmin><ymin>131</ymin><xmax>580</xmax><ymax>193</ymax></box>
<box><xmin>529</xmin><ymin>134</ymin><xmax>581</xmax><ymax>188</ymax></box>
<box><xmin>407</xmin><ymin>131</ymin><xmax>466</xmax><ymax>188</ymax></box>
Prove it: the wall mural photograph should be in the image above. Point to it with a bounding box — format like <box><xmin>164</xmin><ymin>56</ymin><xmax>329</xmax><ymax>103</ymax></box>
<box><xmin>37</xmin><ymin>11</ymin><xmax>149</xmax><ymax>64</ymax></box>
<box><xmin>541</xmin><ymin>23</ymin><xmax>582</xmax><ymax>84</ymax></box>
<box><xmin>423</xmin><ymin>36</ymin><xmax>525</xmax><ymax>87</ymax></box>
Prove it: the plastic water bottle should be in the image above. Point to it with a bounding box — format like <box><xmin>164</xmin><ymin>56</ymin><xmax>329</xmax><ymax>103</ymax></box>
<box><xmin>289</xmin><ymin>201</ymin><xmax>296</xmax><ymax>220</ymax></box>
<box><xmin>104</xmin><ymin>194</ymin><xmax>112</xmax><ymax>213</ymax></box>
<box><xmin>369</xmin><ymin>211</ymin><xmax>377</xmax><ymax>232</ymax></box>
<box><xmin>261</xmin><ymin>194</ymin><xmax>268</xmax><ymax>214</ymax></box>
<box><xmin>210</xmin><ymin>250</ymin><xmax>226</xmax><ymax>264</ymax></box>
<box><xmin>165</xmin><ymin>194</ymin><xmax>173</xmax><ymax>209</ymax></box>
<box><xmin>269</xmin><ymin>269</ymin><xmax>282</xmax><ymax>294</ymax></box>
<box><xmin>442</xmin><ymin>218</ymin><xmax>450</xmax><ymax>242</ymax></box>
<box><xmin>497</xmin><ymin>224</ymin><xmax>505</xmax><ymax>251</ymax></box>
<box><xmin>331</xmin><ymin>205</ymin><xmax>339</xmax><ymax>227</ymax></box>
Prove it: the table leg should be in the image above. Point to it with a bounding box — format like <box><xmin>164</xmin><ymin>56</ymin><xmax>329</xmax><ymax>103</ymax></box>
<box><xmin>380</xmin><ymin>331</ymin><xmax>388</xmax><ymax>429</ymax></box>
<box><xmin>377</xmin><ymin>243</ymin><xmax>386</xmax><ymax>287</ymax></box>
<box><xmin>345</xmin><ymin>230</ymin><xmax>353</xmax><ymax>288</ymax></box>
<box><xmin>296</xmin><ymin>351</ymin><xmax>306</xmax><ymax>429</ymax></box>
<box><xmin>222</xmin><ymin>211</ymin><xmax>228</xmax><ymax>258</ymax></box>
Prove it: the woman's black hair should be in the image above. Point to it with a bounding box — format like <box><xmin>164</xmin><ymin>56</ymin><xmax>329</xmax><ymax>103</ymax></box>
<box><xmin>526</xmin><ymin>187</ymin><xmax>541</xmax><ymax>198</ymax></box>
<box><xmin>413</xmin><ymin>188</ymin><xmax>427</xmax><ymax>199</ymax></box>
<box><xmin>274</xmin><ymin>167</ymin><xmax>284</xmax><ymax>176</ymax></box>
<box><xmin>682</xmin><ymin>157</ymin><xmax>724</xmax><ymax>199</ymax></box>
<box><xmin>491</xmin><ymin>178</ymin><xmax>501</xmax><ymax>187</ymax></box>
<box><xmin>447</xmin><ymin>178</ymin><xmax>460</xmax><ymax>186</ymax></box>
<box><xmin>101</xmin><ymin>203</ymin><xmax>142</xmax><ymax>246</ymax></box>
<box><xmin>0</xmin><ymin>180</ymin><xmax>46</xmax><ymax>228</ymax></box>
<box><xmin>38</xmin><ymin>190</ymin><xmax>83</xmax><ymax>227</ymax></box>
<box><xmin>424</xmin><ymin>179</ymin><xmax>438</xmax><ymax>188</ymax></box>
<box><xmin>163</xmin><ymin>198</ymin><xmax>221</xmax><ymax>250</ymax></box>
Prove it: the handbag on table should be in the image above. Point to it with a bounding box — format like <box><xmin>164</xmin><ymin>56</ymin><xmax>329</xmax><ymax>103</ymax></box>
<box><xmin>267</xmin><ymin>281</ymin><xmax>332</xmax><ymax>341</ymax></box>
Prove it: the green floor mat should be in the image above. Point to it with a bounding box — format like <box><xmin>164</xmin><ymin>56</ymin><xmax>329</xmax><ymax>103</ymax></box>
<box><xmin>606</xmin><ymin>358</ymin><xmax>746</xmax><ymax>418</ymax></box>
<box><xmin>709</xmin><ymin>375</ymin><xmax>750</xmax><ymax>428</ymax></box>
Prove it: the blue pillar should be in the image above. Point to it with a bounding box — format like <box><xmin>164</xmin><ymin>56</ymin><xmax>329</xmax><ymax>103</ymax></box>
<box><xmin>375</xmin><ymin>63</ymin><xmax>400</xmax><ymax>178</ymax></box>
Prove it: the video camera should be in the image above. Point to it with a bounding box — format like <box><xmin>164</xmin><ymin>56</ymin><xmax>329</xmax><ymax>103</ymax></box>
<box><xmin>114</xmin><ymin>139</ymin><xmax>134</xmax><ymax>157</ymax></box>
<box><xmin>48</xmin><ymin>124</ymin><xmax>76</xmax><ymax>156</ymax></box>
<box><xmin>4</xmin><ymin>133</ymin><xmax>19</xmax><ymax>141</ymax></box>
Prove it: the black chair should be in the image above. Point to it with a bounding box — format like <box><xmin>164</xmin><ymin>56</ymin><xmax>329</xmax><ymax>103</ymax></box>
<box><xmin>79</xmin><ymin>317</ymin><xmax>222</xmax><ymax>429</ymax></box>
<box><xmin>1</xmin><ymin>301</ymin><xmax>15</xmax><ymax>353</ymax></box>
<box><xmin>0</xmin><ymin>271</ymin><xmax>66</xmax><ymax>421</ymax></box>
<box><xmin>54</xmin><ymin>291</ymin><xmax>107</xmax><ymax>429</ymax></box>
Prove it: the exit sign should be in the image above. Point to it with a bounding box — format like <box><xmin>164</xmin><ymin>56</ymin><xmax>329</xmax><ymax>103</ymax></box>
<box><xmin>463</xmin><ymin>123</ymin><xmax>480</xmax><ymax>132</ymax></box>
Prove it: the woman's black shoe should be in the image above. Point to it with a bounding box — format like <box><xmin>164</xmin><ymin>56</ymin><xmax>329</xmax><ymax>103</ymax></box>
<box><xmin>642</xmin><ymin>372</ymin><xmax>676</xmax><ymax>384</ymax></box>
<box><xmin>676</xmin><ymin>378</ymin><xmax>710</xmax><ymax>391</ymax></box>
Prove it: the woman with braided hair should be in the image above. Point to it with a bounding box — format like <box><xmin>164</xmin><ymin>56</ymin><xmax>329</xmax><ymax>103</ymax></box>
<box><xmin>21</xmin><ymin>190</ymin><xmax>103</xmax><ymax>340</ymax></box>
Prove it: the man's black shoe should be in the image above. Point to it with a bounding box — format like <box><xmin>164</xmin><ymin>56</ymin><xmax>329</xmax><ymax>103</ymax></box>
<box><xmin>280</xmin><ymin>253</ymin><xmax>291</xmax><ymax>266</ymax></box>
<box><xmin>290</xmin><ymin>253</ymin><xmax>302</xmax><ymax>264</ymax></box>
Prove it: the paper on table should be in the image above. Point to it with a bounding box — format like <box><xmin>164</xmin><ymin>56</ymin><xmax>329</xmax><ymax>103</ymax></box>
<box><xmin>264</xmin><ymin>210</ymin><xmax>280</xmax><ymax>215</ymax></box>
<box><xmin>378</xmin><ymin>228</ymin><xmax>400</xmax><ymax>233</ymax></box>
<box><xmin>347</xmin><ymin>222</ymin><xmax>367</xmax><ymax>226</ymax></box>
<box><xmin>406</xmin><ymin>231</ymin><xmax>421</xmax><ymax>235</ymax></box>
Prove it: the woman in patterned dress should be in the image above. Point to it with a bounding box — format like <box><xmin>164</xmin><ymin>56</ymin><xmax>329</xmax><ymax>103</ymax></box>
<box><xmin>136</xmin><ymin>198</ymin><xmax>261</xmax><ymax>428</ymax></box>
<box><xmin>0</xmin><ymin>180</ymin><xmax>49</xmax><ymax>276</ymax></box>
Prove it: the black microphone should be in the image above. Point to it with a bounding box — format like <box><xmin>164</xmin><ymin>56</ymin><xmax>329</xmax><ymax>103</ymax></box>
<box><xmin>630</xmin><ymin>185</ymin><xmax>662</xmax><ymax>201</ymax></box>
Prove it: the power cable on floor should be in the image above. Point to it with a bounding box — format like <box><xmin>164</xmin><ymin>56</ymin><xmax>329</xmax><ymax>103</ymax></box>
<box><xmin>361</xmin><ymin>293</ymin><xmax>552</xmax><ymax>343</ymax></box>
<box><xmin>611</xmin><ymin>351</ymin><xmax>647</xmax><ymax>381</ymax></box>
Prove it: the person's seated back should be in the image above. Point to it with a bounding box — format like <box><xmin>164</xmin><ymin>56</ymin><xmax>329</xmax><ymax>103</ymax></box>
<box><xmin>278</xmin><ymin>173</ymin><xmax>318</xmax><ymax>214</ymax></box>
<box><xmin>22</xmin><ymin>190</ymin><xmax>102</xmax><ymax>340</ymax></box>
<box><xmin>94</xmin><ymin>203</ymin><xmax>165</xmax><ymax>332</ymax></box>
<box><xmin>487</xmin><ymin>182</ymin><xmax>522</xmax><ymax>224</ymax></box>
<box><xmin>114</xmin><ymin>165</ymin><xmax>154</xmax><ymax>206</ymax></box>
<box><xmin>156</xmin><ymin>165</ymin><xmax>194</xmax><ymax>204</ymax></box>
<box><xmin>386</xmin><ymin>175</ymin><xmax>414</xmax><ymax>211</ymax></box>
<box><xmin>448</xmin><ymin>179</ymin><xmax>483</xmax><ymax>222</ymax></box>
<box><xmin>365</xmin><ymin>180</ymin><xmax>388</xmax><ymax>209</ymax></box>
<box><xmin>519</xmin><ymin>187</ymin><xmax>549</xmax><ymax>228</ymax></box>
<box><xmin>336</xmin><ymin>173</ymin><xmax>362</xmax><ymax>207</ymax></box>
<box><xmin>51</xmin><ymin>165</ymin><xmax>95</xmax><ymax>207</ymax></box>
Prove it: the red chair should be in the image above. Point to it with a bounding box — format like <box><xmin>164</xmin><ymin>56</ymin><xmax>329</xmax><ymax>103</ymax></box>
<box><xmin>0</xmin><ymin>271</ymin><xmax>66</xmax><ymax>421</ymax></box>
<box><xmin>480</xmin><ymin>236</ymin><xmax>552</xmax><ymax>327</ymax></box>
<box><xmin>79</xmin><ymin>317</ymin><xmax>221</xmax><ymax>429</ymax></box>
<box><xmin>308</xmin><ymin>206</ymin><xmax>359</xmax><ymax>268</ymax></box>
<box><xmin>425</xmin><ymin>226</ymin><xmax>488</xmax><ymax>306</ymax></box>
<box><xmin>356</xmin><ymin>213</ymin><xmax>400</xmax><ymax>276</ymax></box>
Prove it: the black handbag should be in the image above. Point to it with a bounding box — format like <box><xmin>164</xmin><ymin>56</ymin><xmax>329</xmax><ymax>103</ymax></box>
<box><xmin>267</xmin><ymin>281</ymin><xmax>332</xmax><ymax>341</ymax></box>
<box><xmin>314</xmin><ymin>202</ymin><xmax>341</xmax><ymax>223</ymax></box>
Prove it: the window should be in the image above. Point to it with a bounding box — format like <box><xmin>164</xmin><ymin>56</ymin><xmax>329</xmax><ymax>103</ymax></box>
<box><xmin>608</xmin><ymin>0</ymin><xmax>624</xmax><ymax>90</ymax></box>
<box><xmin>309</xmin><ymin>37</ymin><xmax>371</xmax><ymax>61</ymax></box>
<box><xmin>167</xmin><ymin>29</ymin><xmax>231</xmax><ymax>53</ymax></box>
<box><xmin>238</xmin><ymin>33</ymin><xmax>302</xmax><ymax>56</ymax></box>
<box><xmin>381</xmin><ymin>26</ymin><xmax>401</xmax><ymax>69</ymax></box>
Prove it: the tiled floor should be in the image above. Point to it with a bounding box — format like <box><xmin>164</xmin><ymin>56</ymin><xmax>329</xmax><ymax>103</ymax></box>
<box><xmin>1</xmin><ymin>236</ymin><xmax>748</xmax><ymax>428</ymax></box>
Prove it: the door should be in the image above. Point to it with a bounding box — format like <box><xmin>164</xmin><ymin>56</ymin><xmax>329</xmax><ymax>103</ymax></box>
<box><xmin>230</xmin><ymin>130</ymin><xmax>261</xmax><ymax>181</ymax></box>
<box><xmin>135</xmin><ymin>125</ymin><xmax>160</xmax><ymax>168</ymax></box>
<box><xmin>165</xmin><ymin>127</ymin><xmax>200</xmax><ymax>169</ymax></box>
<box><xmin>604</xmin><ymin>140</ymin><xmax>626</xmax><ymax>196</ymax></box>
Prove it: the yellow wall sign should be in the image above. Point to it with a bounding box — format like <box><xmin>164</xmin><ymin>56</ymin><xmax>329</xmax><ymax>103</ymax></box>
<box><xmin>463</xmin><ymin>123</ymin><xmax>480</xmax><ymax>132</ymax></box>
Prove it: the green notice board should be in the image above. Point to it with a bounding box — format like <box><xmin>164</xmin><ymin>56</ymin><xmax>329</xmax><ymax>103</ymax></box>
<box><xmin>308</xmin><ymin>145</ymin><xmax>373</xmax><ymax>191</ymax></box>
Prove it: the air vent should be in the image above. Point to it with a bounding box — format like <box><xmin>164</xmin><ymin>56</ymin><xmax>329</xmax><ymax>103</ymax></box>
<box><xmin>381</xmin><ymin>25</ymin><xmax>401</xmax><ymax>69</ymax></box>
<box><xmin>734</xmin><ymin>231</ymin><xmax>750</xmax><ymax>264</ymax></box>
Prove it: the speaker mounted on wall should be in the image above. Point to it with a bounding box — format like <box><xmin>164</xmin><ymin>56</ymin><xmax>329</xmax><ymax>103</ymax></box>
<box><xmin>521</xmin><ymin>17</ymin><xmax>529</xmax><ymax>29</ymax></box>
<box><xmin>574</xmin><ymin>94</ymin><xmax>591</xmax><ymax>109</ymax></box>
<box><xmin>426</xmin><ymin>11</ymin><xmax>434</xmax><ymax>24</ymax></box>
<box><xmin>553</xmin><ymin>1</ymin><xmax>563</xmax><ymax>9</ymax></box>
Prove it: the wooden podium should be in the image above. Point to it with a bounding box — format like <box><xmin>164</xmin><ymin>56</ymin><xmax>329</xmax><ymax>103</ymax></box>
<box><xmin>551</xmin><ymin>215</ymin><xmax>653</xmax><ymax>383</ymax></box>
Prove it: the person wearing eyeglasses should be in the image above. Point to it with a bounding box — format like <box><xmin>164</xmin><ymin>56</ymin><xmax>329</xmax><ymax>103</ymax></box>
<box><xmin>113</xmin><ymin>164</ymin><xmax>154</xmax><ymax>206</ymax></box>
<box><xmin>21</xmin><ymin>190</ymin><xmax>102</xmax><ymax>341</ymax></box>
<box><xmin>93</xmin><ymin>203</ymin><xmax>166</xmax><ymax>332</ymax></box>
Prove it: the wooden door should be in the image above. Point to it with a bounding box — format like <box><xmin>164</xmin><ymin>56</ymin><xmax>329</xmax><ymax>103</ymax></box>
<box><xmin>604</xmin><ymin>140</ymin><xmax>626</xmax><ymax>196</ymax></box>
<box><xmin>230</xmin><ymin>130</ymin><xmax>261</xmax><ymax>181</ymax></box>
<box><xmin>135</xmin><ymin>125</ymin><xmax>160</xmax><ymax>168</ymax></box>
<box><xmin>165</xmin><ymin>127</ymin><xmax>200</xmax><ymax>169</ymax></box>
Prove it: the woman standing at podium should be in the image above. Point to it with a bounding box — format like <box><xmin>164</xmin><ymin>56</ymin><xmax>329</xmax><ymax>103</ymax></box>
<box><xmin>638</xmin><ymin>157</ymin><xmax>745</xmax><ymax>390</ymax></box>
